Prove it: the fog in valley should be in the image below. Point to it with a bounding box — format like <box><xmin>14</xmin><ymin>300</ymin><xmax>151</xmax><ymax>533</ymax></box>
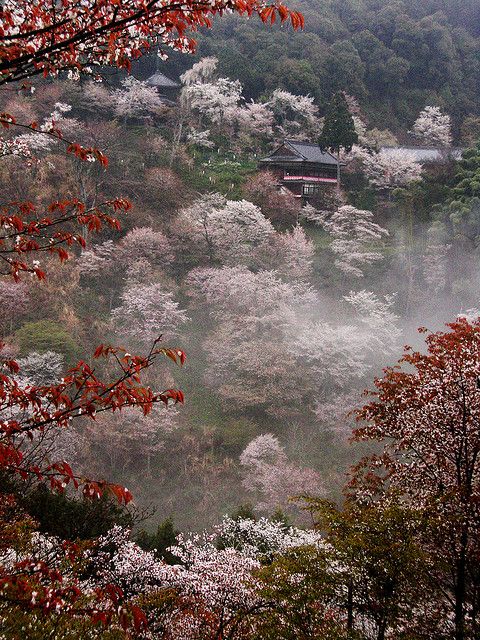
<box><xmin>2</xmin><ymin>2</ymin><xmax>480</xmax><ymax>637</ymax></box>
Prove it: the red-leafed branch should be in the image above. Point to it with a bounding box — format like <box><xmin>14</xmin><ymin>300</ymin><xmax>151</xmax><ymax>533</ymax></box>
<box><xmin>0</xmin><ymin>198</ymin><xmax>130</xmax><ymax>280</ymax></box>
<box><xmin>0</xmin><ymin>338</ymin><xmax>186</xmax><ymax>504</ymax></box>
<box><xmin>0</xmin><ymin>0</ymin><xmax>303</xmax><ymax>86</ymax></box>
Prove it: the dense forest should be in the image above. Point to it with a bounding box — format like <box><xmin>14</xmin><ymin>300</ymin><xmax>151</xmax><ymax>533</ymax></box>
<box><xmin>1</xmin><ymin>0</ymin><xmax>480</xmax><ymax>638</ymax></box>
<box><xmin>152</xmin><ymin>0</ymin><xmax>480</xmax><ymax>135</ymax></box>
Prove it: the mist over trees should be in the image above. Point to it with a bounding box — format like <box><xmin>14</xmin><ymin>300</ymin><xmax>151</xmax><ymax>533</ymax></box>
<box><xmin>1</xmin><ymin>0</ymin><xmax>480</xmax><ymax>637</ymax></box>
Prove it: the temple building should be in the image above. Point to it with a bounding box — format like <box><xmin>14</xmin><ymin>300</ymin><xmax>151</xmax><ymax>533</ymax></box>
<box><xmin>145</xmin><ymin>71</ymin><xmax>180</xmax><ymax>105</ymax></box>
<box><xmin>259</xmin><ymin>140</ymin><xmax>340</xmax><ymax>198</ymax></box>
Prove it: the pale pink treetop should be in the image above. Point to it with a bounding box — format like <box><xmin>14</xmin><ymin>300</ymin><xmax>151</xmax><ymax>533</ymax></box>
<box><xmin>411</xmin><ymin>106</ymin><xmax>452</xmax><ymax>148</ymax></box>
<box><xmin>320</xmin><ymin>204</ymin><xmax>389</xmax><ymax>278</ymax></box>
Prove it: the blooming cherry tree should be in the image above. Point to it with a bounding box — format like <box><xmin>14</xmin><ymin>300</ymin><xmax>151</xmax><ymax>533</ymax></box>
<box><xmin>351</xmin><ymin>146</ymin><xmax>423</xmax><ymax>191</ymax></box>
<box><xmin>233</xmin><ymin>101</ymin><xmax>275</xmax><ymax>148</ymax></box>
<box><xmin>114</xmin><ymin>77</ymin><xmax>167</xmax><ymax>120</ymax></box>
<box><xmin>240</xmin><ymin>434</ymin><xmax>323</xmax><ymax>513</ymax></box>
<box><xmin>177</xmin><ymin>194</ymin><xmax>275</xmax><ymax>266</ymax></box>
<box><xmin>187</xmin><ymin>266</ymin><xmax>318</xmax><ymax>416</ymax></box>
<box><xmin>180</xmin><ymin>57</ymin><xmax>220</xmax><ymax>87</ymax></box>
<box><xmin>344</xmin><ymin>289</ymin><xmax>401</xmax><ymax>356</ymax></box>
<box><xmin>412</xmin><ymin>106</ymin><xmax>452</xmax><ymax>148</ymax></box>
<box><xmin>320</xmin><ymin>205</ymin><xmax>389</xmax><ymax>277</ymax></box>
<box><xmin>273</xmin><ymin>225</ymin><xmax>315</xmax><ymax>281</ymax></box>
<box><xmin>112</xmin><ymin>283</ymin><xmax>189</xmax><ymax>348</ymax></box>
<box><xmin>83</xmin><ymin>404</ymin><xmax>179</xmax><ymax>476</ymax></box>
<box><xmin>0</xmin><ymin>280</ymin><xmax>30</xmax><ymax>332</ymax></box>
<box><xmin>268</xmin><ymin>88</ymin><xmax>322</xmax><ymax>139</ymax></box>
<box><xmin>183</xmin><ymin>76</ymin><xmax>243</xmax><ymax>124</ymax></box>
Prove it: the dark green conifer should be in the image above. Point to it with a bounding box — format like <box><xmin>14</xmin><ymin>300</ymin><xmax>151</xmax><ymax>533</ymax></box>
<box><xmin>319</xmin><ymin>92</ymin><xmax>358</xmax><ymax>188</ymax></box>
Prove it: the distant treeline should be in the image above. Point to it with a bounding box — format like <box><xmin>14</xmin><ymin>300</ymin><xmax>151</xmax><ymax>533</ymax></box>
<box><xmin>139</xmin><ymin>0</ymin><xmax>480</xmax><ymax>137</ymax></box>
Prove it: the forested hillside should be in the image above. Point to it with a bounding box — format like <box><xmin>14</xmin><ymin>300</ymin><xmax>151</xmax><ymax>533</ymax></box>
<box><xmin>1</xmin><ymin>0</ymin><xmax>480</xmax><ymax>638</ymax></box>
<box><xmin>149</xmin><ymin>0</ymin><xmax>480</xmax><ymax>135</ymax></box>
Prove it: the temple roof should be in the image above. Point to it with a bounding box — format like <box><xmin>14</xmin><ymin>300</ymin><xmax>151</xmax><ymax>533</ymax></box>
<box><xmin>145</xmin><ymin>72</ymin><xmax>180</xmax><ymax>88</ymax></box>
<box><xmin>260</xmin><ymin>140</ymin><xmax>339</xmax><ymax>165</ymax></box>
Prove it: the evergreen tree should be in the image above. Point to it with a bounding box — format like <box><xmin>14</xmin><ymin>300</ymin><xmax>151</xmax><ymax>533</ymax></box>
<box><xmin>136</xmin><ymin>517</ymin><xmax>179</xmax><ymax>564</ymax></box>
<box><xmin>319</xmin><ymin>92</ymin><xmax>358</xmax><ymax>188</ymax></box>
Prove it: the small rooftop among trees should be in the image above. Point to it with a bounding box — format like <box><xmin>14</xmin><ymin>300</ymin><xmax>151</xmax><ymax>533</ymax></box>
<box><xmin>145</xmin><ymin>71</ymin><xmax>180</xmax><ymax>105</ymax></box>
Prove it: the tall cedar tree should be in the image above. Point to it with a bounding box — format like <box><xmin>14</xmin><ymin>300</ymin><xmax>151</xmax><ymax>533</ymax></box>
<box><xmin>319</xmin><ymin>92</ymin><xmax>358</xmax><ymax>188</ymax></box>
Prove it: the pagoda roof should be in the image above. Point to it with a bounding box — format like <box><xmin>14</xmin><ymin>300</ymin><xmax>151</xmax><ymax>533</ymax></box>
<box><xmin>260</xmin><ymin>140</ymin><xmax>339</xmax><ymax>165</ymax></box>
<box><xmin>145</xmin><ymin>72</ymin><xmax>180</xmax><ymax>88</ymax></box>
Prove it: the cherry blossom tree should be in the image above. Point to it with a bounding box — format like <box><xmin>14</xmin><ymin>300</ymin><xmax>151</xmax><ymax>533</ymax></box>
<box><xmin>114</xmin><ymin>76</ymin><xmax>167</xmax><ymax>120</ymax></box>
<box><xmin>81</xmin><ymin>81</ymin><xmax>116</xmax><ymax>115</ymax></box>
<box><xmin>15</xmin><ymin>351</ymin><xmax>64</xmax><ymax>386</ymax></box>
<box><xmin>78</xmin><ymin>239</ymin><xmax>119</xmax><ymax>280</ymax></box>
<box><xmin>186</xmin><ymin>127</ymin><xmax>215</xmax><ymax>149</ymax></box>
<box><xmin>176</xmin><ymin>194</ymin><xmax>275</xmax><ymax>266</ymax></box>
<box><xmin>183</xmin><ymin>76</ymin><xmax>243</xmax><ymax>125</ymax></box>
<box><xmin>188</xmin><ymin>266</ymin><xmax>400</xmax><ymax>419</ymax></box>
<box><xmin>343</xmin><ymin>290</ymin><xmax>400</xmax><ymax>357</ymax></box>
<box><xmin>233</xmin><ymin>101</ymin><xmax>275</xmax><ymax>150</ymax></box>
<box><xmin>186</xmin><ymin>266</ymin><xmax>317</xmax><ymax>416</ymax></box>
<box><xmin>88</xmin><ymin>524</ymin><xmax>261</xmax><ymax>639</ymax></box>
<box><xmin>412</xmin><ymin>106</ymin><xmax>452</xmax><ymax>148</ymax></box>
<box><xmin>180</xmin><ymin>58</ymin><xmax>275</xmax><ymax>148</ymax></box>
<box><xmin>120</xmin><ymin>226</ymin><xmax>174</xmax><ymax>269</ymax></box>
<box><xmin>319</xmin><ymin>204</ymin><xmax>389</xmax><ymax>277</ymax></box>
<box><xmin>166</xmin><ymin>533</ymin><xmax>262</xmax><ymax>639</ymax></box>
<box><xmin>351</xmin><ymin>146</ymin><xmax>423</xmax><ymax>191</ymax></box>
<box><xmin>268</xmin><ymin>88</ymin><xmax>322</xmax><ymax>139</ymax></box>
<box><xmin>215</xmin><ymin>514</ymin><xmax>324</xmax><ymax>560</ymax></box>
<box><xmin>243</xmin><ymin>170</ymin><xmax>301</xmax><ymax>228</ymax></box>
<box><xmin>289</xmin><ymin>320</ymin><xmax>371</xmax><ymax>392</ymax></box>
<box><xmin>186</xmin><ymin>265</ymin><xmax>317</xmax><ymax>319</ymax></box>
<box><xmin>83</xmin><ymin>404</ymin><xmax>179</xmax><ymax>476</ymax></box>
<box><xmin>314</xmin><ymin>391</ymin><xmax>361</xmax><ymax>440</ymax></box>
<box><xmin>79</xmin><ymin>227</ymin><xmax>174</xmax><ymax>282</ymax></box>
<box><xmin>272</xmin><ymin>225</ymin><xmax>315</xmax><ymax>281</ymax></box>
<box><xmin>0</xmin><ymin>280</ymin><xmax>30</xmax><ymax>333</ymax></box>
<box><xmin>180</xmin><ymin>57</ymin><xmax>220</xmax><ymax>87</ymax></box>
<box><xmin>355</xmin><ymin>318</ymin><xmax>480</xmax><ymax>640</ymax></box>
<box><xmin>112</xmin><ymin>283</ymin><xmax>189</xmax><ymax>348</ymax></box>
<box><xmin>239</xmin><ymin>434</ymin><xmax>323</xmax><ymax>513</ymax></box>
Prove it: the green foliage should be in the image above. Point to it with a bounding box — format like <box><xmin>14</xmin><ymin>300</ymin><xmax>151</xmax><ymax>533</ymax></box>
<box><xmin>319</xmin><ymin>92</ymin><xmax>358</xmax><ymax>155</ymax></box>
<box><xmin>193</xmin><ymin>0</ymin><xmax>480</xmax><ymax>132</ymax></box>
<box><xmin>15</xmin><ymin>320</ymin><xmax>80</xmax><ymax>364</ymax></box>
<box><xmin>305</xmin><ymin>497</ymin><xmax>435</xmax><ymax>639</ymax></box>
<box><xmin>17</xmin><ymin>483</ymin><xmax>134</xmax><ymax>540</ymax></box>
<box><xmin>230</xmin><ymin>503</ymin><xmax>256</xmax><ymax>521</ymax></box>
<box><xmin>450</xmin><ymin>143</ymin><xmax>480</xmax><ymax>204</ymax></box>
<box><xmin>136</xmin><ymin>517</ymin><xmax>179</xmax><ymax>563</ymax></box>
<box><xmin>180</xmin><ymin>149</ymin><xmax>257</xmax><ymax>198</ymax></box>
<box><xmin>253</xmin><ymin>545</ymin><xmax>348</xmax><ymax>640</ymax></box>
<box><xmin>216</xmin><ymin>417</ymin><xmax>260</xmax><ymax>455</ymax></box>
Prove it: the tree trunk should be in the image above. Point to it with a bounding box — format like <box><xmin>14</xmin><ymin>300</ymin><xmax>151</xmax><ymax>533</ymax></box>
<box><xmin>377</xmin><ymin>618</ymin><xmax>387</xmax><ymax>640</ymax></box>
<box><xmin>336</xmin><ymin>148</ymin><xmax>341</xmax><ymax>192</ymax></box>
<box><xmin>347</xmin><ymin>577</ymin><xmax>354</xmax><ymax>631</ymax></box>
<box><xmin>455</xmin><ymin>543</ymin><xmax>467</xmax><ymax>640</ymax></box>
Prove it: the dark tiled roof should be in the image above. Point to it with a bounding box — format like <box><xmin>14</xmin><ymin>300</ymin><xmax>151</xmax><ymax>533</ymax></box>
<box><xmin>145</xmin><ymin>72</ymin><xmax>180</xmax><ymax>88</ymax></box>
<box><xmin>261</xmin><ymin>140</ymin><xmax>338</xmax><ymax>165</ymax></box>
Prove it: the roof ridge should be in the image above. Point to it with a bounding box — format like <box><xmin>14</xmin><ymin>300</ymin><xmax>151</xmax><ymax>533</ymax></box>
<box><xmin>285</xmin><ymin>139</ymin><xmax>320</xmax><ymax>146</ymax></box>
